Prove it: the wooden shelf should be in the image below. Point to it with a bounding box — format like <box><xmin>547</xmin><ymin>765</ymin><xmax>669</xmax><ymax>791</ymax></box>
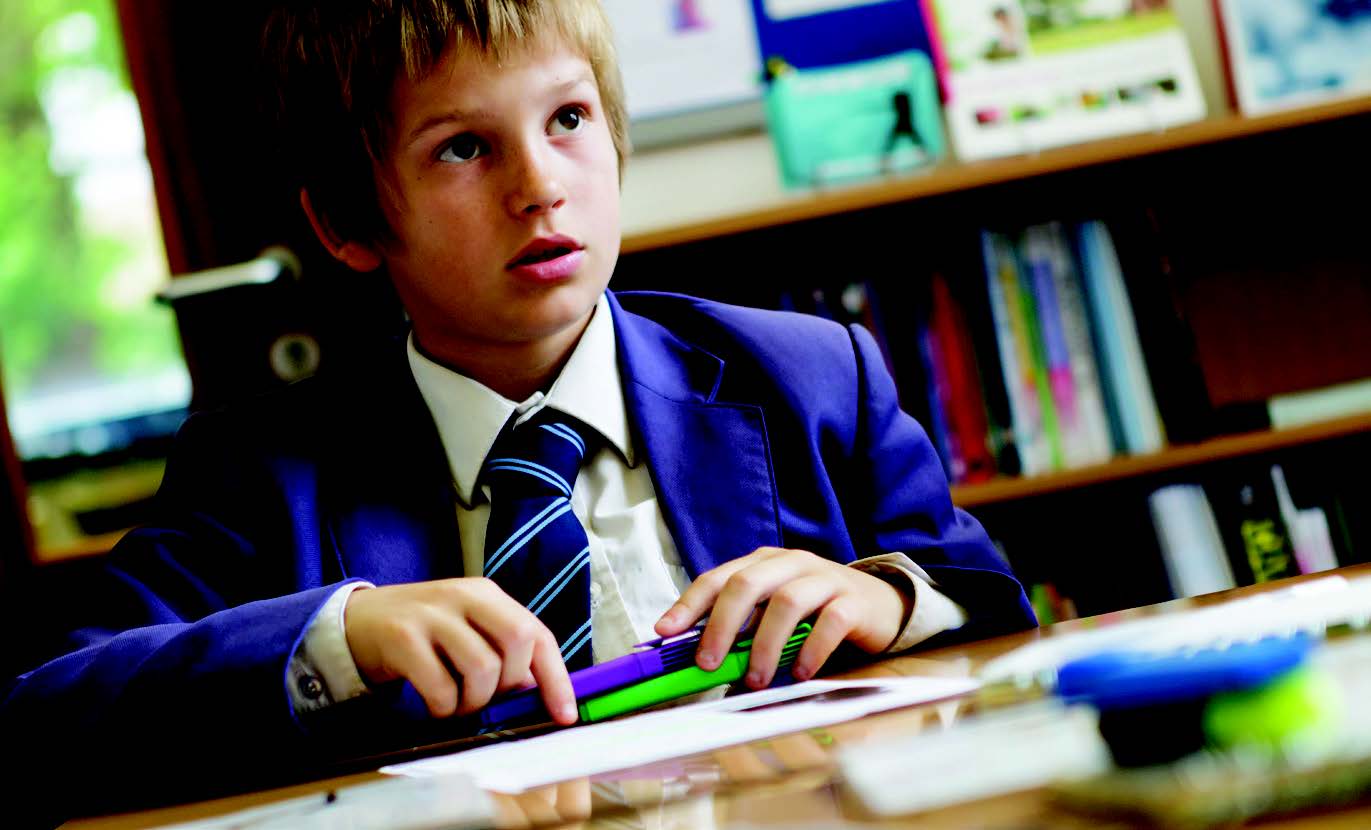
<box><xmin>621</xmin><ymin>95</ymin><xmax>1371</xmax><ymax>255</ymax></box>
<box><xmin>951</xmin><ymin>412</ymin><xmax>1371</xmax><ymax>508</ymax></box>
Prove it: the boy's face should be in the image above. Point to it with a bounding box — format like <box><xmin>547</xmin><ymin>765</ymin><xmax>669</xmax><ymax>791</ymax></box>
<box><xmin>373</xmin><ymin>37</ymin><xmax>621</xmax><ymax>368</ymax></box>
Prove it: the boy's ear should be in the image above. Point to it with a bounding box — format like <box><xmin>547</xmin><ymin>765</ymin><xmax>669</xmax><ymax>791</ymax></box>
<box><xmin>299</xmin><ymin>188</ymin><xmax>383</xmax><ymax>273</ymax></box>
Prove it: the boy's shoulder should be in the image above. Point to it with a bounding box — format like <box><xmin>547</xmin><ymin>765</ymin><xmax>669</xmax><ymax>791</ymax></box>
<box><xmin>610</xmin><ymin>290</ymin><xmax>873</xmax><ymax>409</ymax></box>
<box><xmin>611</xmin><ymin>290</ymin><xmax>856</xmax><ymax>362</ymax></box>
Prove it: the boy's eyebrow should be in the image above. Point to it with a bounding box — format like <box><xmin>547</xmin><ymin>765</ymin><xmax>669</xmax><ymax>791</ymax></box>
<box><xmin>403</xmin><ymin>73</ymin><xmax>597</xmax><ymax>149</ymax></box>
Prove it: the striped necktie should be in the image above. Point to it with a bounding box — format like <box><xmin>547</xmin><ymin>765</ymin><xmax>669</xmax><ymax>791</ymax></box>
<box><xmin>481</xmin><ymin>412</ymin><xmax>594</xmax><ymax>670</ymax></box>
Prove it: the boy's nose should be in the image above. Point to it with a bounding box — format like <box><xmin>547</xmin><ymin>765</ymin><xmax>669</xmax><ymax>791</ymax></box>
<box><xmin>506</xmin><ymin>148</ymin><xmax>567</xmax><ymax>217</ymax></box>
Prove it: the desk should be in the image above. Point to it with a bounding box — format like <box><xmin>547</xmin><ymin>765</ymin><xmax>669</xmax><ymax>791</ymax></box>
<box><xmin>66</xmin><ymin>565</ymin><xmax>1371</xmax><ymax>829</ymax></box>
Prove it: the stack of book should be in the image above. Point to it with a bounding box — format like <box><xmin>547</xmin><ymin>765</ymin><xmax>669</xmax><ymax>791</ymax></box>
<box><xmin>783</xmin><ymin>219</ymin><xmax>1178</xmax><ymax>485</ymax></box>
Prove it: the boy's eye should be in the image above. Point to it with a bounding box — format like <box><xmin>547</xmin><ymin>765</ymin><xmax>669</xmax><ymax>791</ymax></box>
<box><xmin>550</xmin><ymin>106</ymin><xmax>587</xmax><ymax>135</ymax></box>
<box><xmin>438</xmin><ymin>134</ymin><xmax>486</xmax><ymax>164</ymax></box>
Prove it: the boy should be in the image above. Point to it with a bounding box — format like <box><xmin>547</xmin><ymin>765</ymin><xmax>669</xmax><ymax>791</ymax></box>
<box><xmin>2</xmin><ymin>0</ymin><xmax>1034</xmax><ymax>820</ymax></box>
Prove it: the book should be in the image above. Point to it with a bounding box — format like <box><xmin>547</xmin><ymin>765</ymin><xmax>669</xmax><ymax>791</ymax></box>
<box><xmin>1019</xmin><ymin>226</ymin><xmax>1079</xmax><ymax>468</ymax></box>
<box><xmin>1268</xmin><ymin>378</ymin><xmax>1371</xmax><ymax>429</ymax></box>
<box><xmin>1028</xmin><ymin>223</ymin><xmax>1115</xmax><ymax>466</ymax></box>
<box><xmin>927</xmin><ymin>273</ymin><xmax>996</xmax><ymax>483</ymax></box>
<box><xmin>1215</xmin><ymin>0</ymin><xmax>1371</xmax><ymax>115</ymax></box>
<box><xmin>1271</xmin><ymin>464</ymin><xmax>1341</xmax><ymax>575</ymax></box>
<box><xmin>926</xmin><ymin>0</ymin><xmax>1207</xmax><ymax>160</ymax></box>
<box><xmin>1206</xmin><ymin>465</ymin><xmax>1302</xmax><ymax>585</ymax></box>
<box><xmin>1148</xmin><ymin>484</ymin><xmax>1237</xmax><ymax>599</ymax></box>
<box><xmin>1104</xmin><ymin>209</ymin><xmax>1218</xmax><ymax>444</ymax></box>
<box><xmin>956</xmin><ymin>237</ymin><xmax>1022</xmax><ymax>476</ymax></box>
<box><xmin>914</xmin><ymin>294</ymin><xmax>960</xmax><ymax>480</ymax></box>
<box><xmin>981</xmin><ymin>231</ymin><xmax>1053</xmax><ymax>475</ymax></box>
<box><xmin>1073</xmin><ymin>220</ymin><xmax>1166</xmax><ymax>455</ymax></box>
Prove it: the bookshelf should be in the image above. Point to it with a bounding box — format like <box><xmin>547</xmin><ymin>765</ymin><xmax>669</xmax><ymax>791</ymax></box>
<box><xmin>616</xmin><ymin>84</ymin><xmax>1371</xmax><ymax>614</ymax></box>
<box><xmin>950</xmin><ymin>412</ymin><xmax>1371</xmax><ymax>509</ymax></box>
<box><xmin>620</xmin><ymin>94</ymin><xmax>1371</xmax><ymax>255</ymax></box>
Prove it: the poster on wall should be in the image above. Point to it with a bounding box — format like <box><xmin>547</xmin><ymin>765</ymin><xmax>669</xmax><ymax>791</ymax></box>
<box><xmin>929</xmin><ymin>0</ymin><xmax>1207</xmax><ymax>160</ymax></box>
<box><xmin>605</xmin><ymin>0</ymin><xmax>765</xmax><ymax>121</ymax></box>
<box><xmin>1216</xmin><ymin>0</ymin><xmax>1371</xmax><ymax>115</ymax></box>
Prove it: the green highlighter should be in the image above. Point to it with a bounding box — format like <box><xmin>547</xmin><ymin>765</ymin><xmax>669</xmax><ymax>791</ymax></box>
<box><xmin>578</xmin><ymin>623</ymin><xmax>813</xmax><ymax>723</ymax></box>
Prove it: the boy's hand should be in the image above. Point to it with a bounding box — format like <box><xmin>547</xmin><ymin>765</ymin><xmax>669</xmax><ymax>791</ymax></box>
<box><xmin>653</xmin><ymin>548</ymin><xmax>911</xmax><ymax>690</ymax></box>
<box><xmin>344</xmin><ymin>578</ymin><xmax>577</xmax><ymax>724</ymax></box>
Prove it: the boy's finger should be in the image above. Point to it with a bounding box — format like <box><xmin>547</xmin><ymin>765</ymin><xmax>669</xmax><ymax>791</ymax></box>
<box><xmin>438</xmin><ymin>625</ymin><xmax>503</xmax><ymax>716</ymax></box>
<box><xmin>744</xmin><ymin>575</ymin><xmax>831</xmax><ymax>689</ymax></box>
<box><xmin>792</xmin><ymin>595</ymin><xmax>862</xmax><ymax>681</ymax></box>
<box><xmin>389</xmin><ymin>635</ymin><xmax>461</xmax><ymax>718</ymax></box>
<box><xmin>469</xmin><ymin>603</ymin><xmax>544</xmax><ymax>694</ymax></box>
<box><xmin>655</xmin><ymin>562</ymin><xmax>747</xmax><ymax>636</ymax></box>
<box><xmin>655</xmin><ymin>548</ymin><xmax>789</xmax><ymax>636</ymax></box>
<box><xmin>698</xmin><ymin>556</ymin><xmax>807</xmax><ymax>669</ymax></box>
<box><xmin>529</xmin><ymin>630</ymin><xmax>578</xmax><ymax>725</ymax></box>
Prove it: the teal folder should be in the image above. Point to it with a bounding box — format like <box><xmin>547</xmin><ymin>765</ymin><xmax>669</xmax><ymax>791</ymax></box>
<box><xmin>764</xmin><ymin>50</ymin><xmax>945</xmax><ymax>189</ymax></box>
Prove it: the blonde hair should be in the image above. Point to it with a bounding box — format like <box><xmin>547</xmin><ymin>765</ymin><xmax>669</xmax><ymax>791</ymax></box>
<box><xmin>264</xmin><ymin>0</ymin><xmax>629</xmax><ymax>246</ymax></box>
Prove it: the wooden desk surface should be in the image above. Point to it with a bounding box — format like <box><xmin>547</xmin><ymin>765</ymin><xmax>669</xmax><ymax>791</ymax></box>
<box><xmin>66</xmin><ymin>565</ymin><xmax>1371</xmax><ymax>829</ymax></box>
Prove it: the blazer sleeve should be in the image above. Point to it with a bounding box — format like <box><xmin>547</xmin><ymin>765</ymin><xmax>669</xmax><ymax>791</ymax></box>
<box><xmin>0</xmin><ymin>412</ymin><xmax>357</xmax><ymax>821</ymax></box>
<box><xmin>845</xmin><ymin>323</ymin><xmax>1037</xmax><ymax>644</ymax></box>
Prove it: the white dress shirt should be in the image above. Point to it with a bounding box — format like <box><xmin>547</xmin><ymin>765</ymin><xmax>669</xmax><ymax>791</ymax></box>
<box><xmin>290</xmin><ymin>296</ymin><xmax>966</xmax><ymax>712</ymax></box>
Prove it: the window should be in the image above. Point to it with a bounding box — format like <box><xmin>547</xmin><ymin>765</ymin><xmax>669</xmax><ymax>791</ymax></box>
<box><xmin>0</xmin><ymin>0</ymin><xmax>190</xmax><ymax>462</ymax></box>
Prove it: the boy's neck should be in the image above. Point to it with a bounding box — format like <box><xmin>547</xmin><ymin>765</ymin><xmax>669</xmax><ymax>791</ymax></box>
<box><xmin>413</xmin><ymin>314</ymin><xmax>592</xmax><ymax>402</ymax></box>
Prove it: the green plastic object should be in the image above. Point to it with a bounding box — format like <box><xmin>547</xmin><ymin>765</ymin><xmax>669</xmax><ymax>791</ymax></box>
<box><xmin>1203</xmin><ymin>666</ymin><xmax>1343</xmax><ymax>753</ymax></box>
<box><xmin>764</xmin><ymin>50</ymin><xmax>945</xmax><ymax>188</ymax></box>
<box><xmin>578</xmin><ymin>623</ymin><xmax>813</xmax><ymax>723</ymax></box>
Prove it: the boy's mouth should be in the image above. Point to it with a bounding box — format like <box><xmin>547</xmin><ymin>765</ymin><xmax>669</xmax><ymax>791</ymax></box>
<box><xmin>513</xmin><ymin>246</ymin><xmax>575</xmax><ymax>266</ymax></box>
<box><xmin>508</xmin><ymin>235</ymin><xmax>583</xmax><ymax>269</ymax></box>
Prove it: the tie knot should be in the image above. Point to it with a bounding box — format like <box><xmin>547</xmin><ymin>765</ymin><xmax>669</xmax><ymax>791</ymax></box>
<box><xmin>482</xmin><ymin>412</ymin><xmax>591</xmax><ymax>499</ymax></box>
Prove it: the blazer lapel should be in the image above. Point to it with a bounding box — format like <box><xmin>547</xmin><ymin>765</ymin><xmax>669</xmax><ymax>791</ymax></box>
<box><xmin>324</xmin><ymin>344</ymin><xmax>464</xmax><ymax>585</ymax></box>
<box><xmin>609</xmin><ymin>293</ymin><xmax>781</xmax><ymax>579</ymax></box>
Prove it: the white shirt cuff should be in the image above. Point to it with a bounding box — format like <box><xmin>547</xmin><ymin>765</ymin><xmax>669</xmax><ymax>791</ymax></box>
<box><xmin>288</xmin><ymin>581</ymin><xmax>374</xmax><ymax>714</ymax></box>
<box><xmin>849</xmin><ymin>553</ymin><xmax>968</xmax><ymax>652</ymax></box>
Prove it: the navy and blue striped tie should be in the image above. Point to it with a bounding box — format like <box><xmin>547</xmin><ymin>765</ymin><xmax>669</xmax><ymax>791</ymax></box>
<box><xmin>482</xmin><ymin>412</ymin><xmax>594</xmax><ymax>670</ymax></box>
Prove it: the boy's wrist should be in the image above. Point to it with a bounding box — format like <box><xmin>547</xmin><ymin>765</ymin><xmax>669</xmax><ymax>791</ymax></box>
<box><xmin>848</xmin><ymin>554</ymin><xmax>967</xmax><ymax>653</ymax></box>
<box><xmin>291</xmin><ymin>580</ymin><xmax>374</xmax><ymax>714</ymax></box>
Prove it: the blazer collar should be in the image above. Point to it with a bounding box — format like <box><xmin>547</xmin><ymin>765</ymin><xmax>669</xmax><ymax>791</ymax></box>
<box><xmin>608</xmin><ymin>292</ymin><xmax>781</xmax><ymax>579</ymax></box>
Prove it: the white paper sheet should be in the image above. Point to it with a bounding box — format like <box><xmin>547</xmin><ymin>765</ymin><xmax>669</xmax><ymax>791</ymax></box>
<box><xmin>382</xmin><ymin>676</ymin><xmax>977</xmax><ymax>792</ymax></box>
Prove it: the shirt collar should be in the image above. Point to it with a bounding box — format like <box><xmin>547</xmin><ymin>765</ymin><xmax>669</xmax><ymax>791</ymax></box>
<box><xmin>407</xmin><ymin>294</ymin><xmax>634</xmax><ymax>506</ymax></box>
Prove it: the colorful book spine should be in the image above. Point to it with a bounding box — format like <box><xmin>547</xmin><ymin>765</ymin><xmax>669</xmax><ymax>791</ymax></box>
<box><xmin>981</xmin><ymin>231</ymin><xmax>1051</xmax><ymax>475</ymax></box>
<box><xmin>928</xmin><ymin>273</ymin><xmax>995</xmax><ymax>483</ymax></box>
<box><xmin>1037</xmin><ymin>223</ymin><xmax>1114</xmax><ymax>465</ymax></box>
<box><xmin>1073</xmin><ymin>221</ymin><xmax>1166</xmax><ymax>455</ymax></box>
<box><xmin>1014</xmin><ymin>229</ymin><xmax>1065</xmax><ymax>470</ymax></box>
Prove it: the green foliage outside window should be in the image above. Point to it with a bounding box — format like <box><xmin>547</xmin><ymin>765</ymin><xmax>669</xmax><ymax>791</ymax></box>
<box><xmin>0</xmin><ymin>0</ymin><xmax>187</xmax><ymax>445</ymax></box>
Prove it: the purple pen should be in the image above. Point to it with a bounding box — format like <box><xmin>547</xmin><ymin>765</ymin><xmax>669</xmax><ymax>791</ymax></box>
<box><xmin>480</xmin><ymin>628</ymin><xmax>704</xmax><ymax>728</ymax></box>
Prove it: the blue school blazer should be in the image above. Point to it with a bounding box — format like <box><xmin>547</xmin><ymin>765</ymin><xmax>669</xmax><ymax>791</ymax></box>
<box><xmin>2</xmin><ymin>291</ymin><xmax>1033</xmax><ymax>817</ymax></box>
